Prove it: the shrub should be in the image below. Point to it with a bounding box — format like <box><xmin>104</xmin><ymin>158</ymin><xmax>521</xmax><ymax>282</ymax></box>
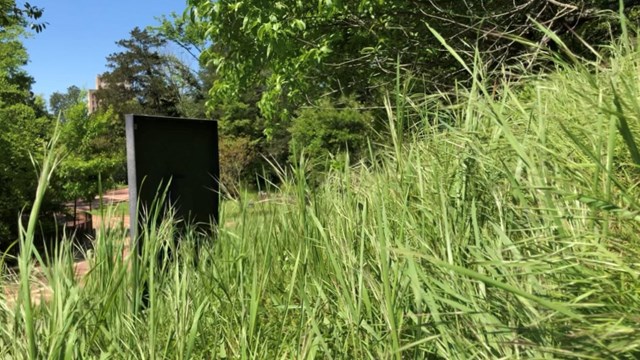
<box><xmin>218</xmin><ymin>136</ymin><xmax>255</xmax><ymax>197</ymax></box>
<box><xmin>289</xmin><ymin>97</ymin><xmax>374</xmax><ymax>164</ymax></box>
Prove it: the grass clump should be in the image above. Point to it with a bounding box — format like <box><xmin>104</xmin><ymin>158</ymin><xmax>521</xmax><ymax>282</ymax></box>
<box><xmin>2</xmin><ymin>31</ymin><xmax>640</xmax><ymax>360</ymax></box>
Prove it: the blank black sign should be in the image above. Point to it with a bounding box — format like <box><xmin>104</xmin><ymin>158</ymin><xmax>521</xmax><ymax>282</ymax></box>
<box><xmin>125</xmin><ymin>114</ymin><xmax>219</xmax><ymax>237</ymax></box>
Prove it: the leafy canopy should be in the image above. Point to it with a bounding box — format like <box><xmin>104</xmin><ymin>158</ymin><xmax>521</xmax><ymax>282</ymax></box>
<box><xmin>187</xmin><ymin>0</ymin><xmax>639</xmax><ymax>130</ymax></box>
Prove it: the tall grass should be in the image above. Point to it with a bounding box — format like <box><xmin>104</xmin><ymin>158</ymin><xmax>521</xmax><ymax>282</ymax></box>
<box><xmin>2</xmin><ymin>28</ymin><xmax>640</xmax><ymax>360</ymax></box>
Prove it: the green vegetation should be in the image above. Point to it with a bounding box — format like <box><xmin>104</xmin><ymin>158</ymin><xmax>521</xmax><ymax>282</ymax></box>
<box><xmin>89</xmin><ymin>201</ymin><xmax>129</xmax><ymax>217</ymax></box>
<box><xmin>181</xmin><ymin>0</ymin><xmax>640</xmax><ymax>187</ymax></box>
<box><xmin>57</xmin><ymin>101</ymin><xmax>124</xmax><ymax>206</ymax></box>
<box><xmin>96</xmin><ymin>27</ymin><xmax>203</xmax><ymax>119</ymax></box>
<box><xmin>2</xmin><ymin>24</ymin><xmax>640</xmax><ymax>357</ymax></box>
<box><xmin>0</xmin><ymin>13</ymin><xmax>53</xmax><ymax>244</ymax></box>
<box><xmin>49</xmin><ymin>85</ymin><xmax>84</xmax><ymax>116</ymax></box>
<box><xmin>186</xmin><ymin>0</ymin><xmax>640</xmax><ymax>123</ymax></box>
<box><xmin>290</xmin><ymin>97</ymin><xmax>374</xmax><ymax>164</ymax></box>
<box><xmin>0</xmin><ymin>0</ymin><xmax>46</xmax><ymax>33</ymax></box>
<box><xmin>2</xmin><ymin>2</ymin><xmax>640</xmax><ymax>358</ymax></box>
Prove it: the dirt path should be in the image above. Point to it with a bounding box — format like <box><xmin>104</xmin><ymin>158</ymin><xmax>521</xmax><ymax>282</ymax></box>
<box><xmin>2</xmin><ymin>188</ymin><xmax>131</xmax><ymax>306</ymax></box>
<box><xmin>63</xmin><ymin>188</ymin><xmax>130</xmax><ymax>228</ymax></box>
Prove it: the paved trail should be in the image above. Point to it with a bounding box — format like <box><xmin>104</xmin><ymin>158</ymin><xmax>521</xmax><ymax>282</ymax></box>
<box><xmin>2</xmin><ymin>188</ymin><xmax>130</xmax><ymax>306</ymax></box>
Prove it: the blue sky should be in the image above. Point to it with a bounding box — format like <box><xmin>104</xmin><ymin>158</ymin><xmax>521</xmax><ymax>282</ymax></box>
<box><xmin>23</xmin><ymin>1</ymin><xmax>191</xmax><ymax>101</ymax></box>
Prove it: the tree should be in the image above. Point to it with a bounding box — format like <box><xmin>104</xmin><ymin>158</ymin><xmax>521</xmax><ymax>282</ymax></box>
<box><xmin>0</xmin><ymin>0</ymin><xmax>46</xmax><ymax>33</ymax></box>
<box><xmin>46</xmin><ymin>83</ymin><xmax>125</xmax><ymax>226</ymax></box>
<box><xmin>49</xmin><ymin>85</ymin><xmax>84</xmax><ymax>117</ymax></box>
<box><xmin>152</xmin><ymin>11</ymin><xmax>294</xmax><ymax>183</ymax></box>
<box><xmin>148</xmin><ymin>12</ymin><xmax>214</xmax><ymax>118</ymax></box>
<box><xmin>218</xmin><ymin>136</ymin><xmax>254</xmax><ymax>197</ymax></box>
<box><xmin>57</xmin><ymin>103</ymin><xmax>123</xmax><ymax>210</ymax></box>
<box><xmin>0</xmin><ymin>22</ymin><xmax>51</xmax><ymax>244</ymax></box>
<box><xmin>214</xmin><ymin>86</ymin><xmax>291</xmax><ymax>186</ymax></box>
<box><xmin>290</xmin><ymin>97</ymin><xmax>374</xmax><ymax>164</ymax></box>
<box><xmin>150</xmin><ymin>11</ymin><xmax>209</xmax><ymax>63</ymax></box>
<box><xmin>0</xmin><ymin>98</ymin><xmax>50</xmax><ymax>244</ymax></box>
<box><xmin>186</xmin><ymin>0</ymin><xmax>640</xmax><ymax>128</ymax></box>
<box><xmin>96</xmin><ymin>27</ymin><xmax>202</xmax><ymax>119</ymax></box>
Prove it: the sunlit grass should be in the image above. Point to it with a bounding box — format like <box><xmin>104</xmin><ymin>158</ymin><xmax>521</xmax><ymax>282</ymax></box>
<box><xmin>2</xmin><ymin>27</ymin><xmax>640</xmax><ymax>359</ymax></box>
<box><xmin>90</xmin><ymin>200</ymin><xmax>130</xmax><ymax>217</ymax></box>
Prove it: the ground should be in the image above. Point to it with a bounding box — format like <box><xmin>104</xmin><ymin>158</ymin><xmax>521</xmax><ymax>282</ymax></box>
<box><xmin>2</xmin><ymin>188</ymin><xmax>131</xmax><ymax>306</ymax></box>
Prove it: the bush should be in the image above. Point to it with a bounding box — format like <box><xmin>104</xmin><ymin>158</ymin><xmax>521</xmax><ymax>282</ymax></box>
<box><xmin>218</xmin><ymin>136</ymin><xmax>255</xmax><ymax>197</ymax></box>
<box><xmin>289</xmin><ymin>97</ymin><xmax>374</xmax><ymax>164</ymax></box>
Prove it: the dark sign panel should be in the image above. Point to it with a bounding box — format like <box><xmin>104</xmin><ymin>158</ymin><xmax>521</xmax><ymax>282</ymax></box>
<box><xmin>125</xmin><ymin>114</ymin><xmax>219</xmax><ymax>238</ymax></box>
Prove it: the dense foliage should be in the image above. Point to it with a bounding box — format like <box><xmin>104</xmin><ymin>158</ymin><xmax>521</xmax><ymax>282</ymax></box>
<box><xmin>186</xmin><ymin>0</ymin><xmax>640</xmax><ymax>123</ymax></box>
<box><xmin>2</xmin><ymin>30</ymin><xmax>640</xmax><ymax>357</ymax></box>
<box><xmin>57</xmin><ymin>103</ymin><xmax>124</xmax><ymax>205</ymax></box>
<box><xmin>173</xmin><ymin>0</ymin><xmax>640</xmax><ymax>187</ymax></box>
<box><xmin>0</xmin><ymin>18</ymin><xmax>51</xmax><ymax>245</ymax></box>
<box><xmin>290</xmin><ymin>97</ymin><xmax>374</xmax><ymax>164</ymax></box>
